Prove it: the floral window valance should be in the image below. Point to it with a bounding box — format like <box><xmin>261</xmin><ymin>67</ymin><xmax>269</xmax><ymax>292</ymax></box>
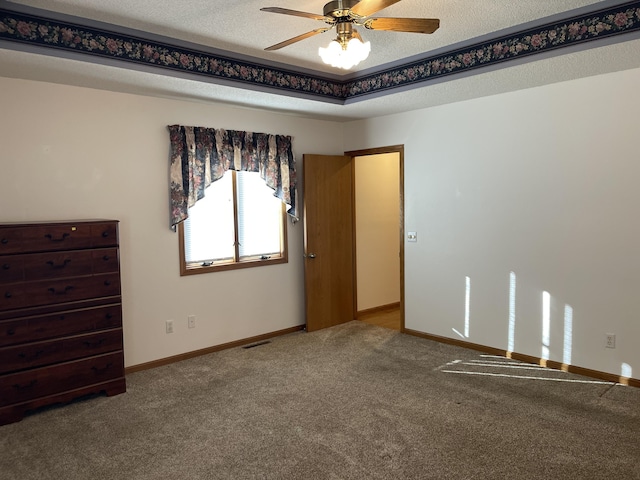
<box><xmin>168</xmin><ymin>125</ymin><xmax>296</xmax><ymax>229</ymax></box>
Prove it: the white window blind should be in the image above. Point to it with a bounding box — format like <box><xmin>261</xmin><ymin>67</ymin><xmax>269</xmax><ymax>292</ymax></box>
<box><xmin>184</xmin><ymin>172</ymin><xmax>235</xmax><ymax>263</ymax></box>
<box><xmin>183</xmin><ymin>171</ymin><xmax>283</xmax><ymax>265</ymax></box>
<box><xmin>237</xmin><ymin>171</ymin><xmax>282</xmax><ymax>258</ymax></box>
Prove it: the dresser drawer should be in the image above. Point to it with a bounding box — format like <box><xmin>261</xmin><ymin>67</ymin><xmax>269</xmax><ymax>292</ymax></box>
<box><xmin>0</xmin><ymin>222</ymin><xmax>118</xmax><ymax>255</ymax></box>
<box><xmin>0</xmin><ymin>258</ymin><xmax>23</xmax><ymax>284</ymax></box>
<box><xmin>0</xmin><ymin>351</ymin><xmax>123</xmax><ymax>406</ymax></box>
<box><xmin>89</xmin><ymin>223</ymin><xmax>119</xmax><ymax>248</ymax></box>
<box><xmin>0</xmin><ymin>273</ymin><xmax>121</xmax><ymax>311</ymax></box>
<box><xmin>0</xmin><ymin>248</ymin><xmax>119</xmax><ymax>285</ymax></box>
<box><xmin>0</xmin><ymin>224</ymin><xmax>93</xmax><ymax>254</ymax></box>
<box><xmin>91</xmin><ymin>248</ymin><xmax>119</xmax><ymax>274</ymax></box>
<box><xmin>0</xmin><ymin>329</ymin><xmax>123</xmax><ymax>374</ymax></box>
<box><xmin>0</xmin><ymin>304</ymin><xmax>122</xmax><ymax>347</ymax></box>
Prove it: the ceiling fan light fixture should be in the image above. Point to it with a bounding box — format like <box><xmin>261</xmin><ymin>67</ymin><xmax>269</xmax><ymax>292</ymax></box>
<box><xmin>263</xmin><ymin>1</ymin><xmax>439</xmax><ymax>69</ymax></box>
<box><xmin>318</xmin><ymin>37</ymin><xmax>370</xmax><ymax>70</ymax></box>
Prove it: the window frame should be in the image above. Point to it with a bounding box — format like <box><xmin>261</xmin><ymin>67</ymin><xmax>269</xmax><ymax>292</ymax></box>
<box><xmin>178</xmin><ymin>170</ymin><xmax>288</xmax><ymax>276</ymax></box>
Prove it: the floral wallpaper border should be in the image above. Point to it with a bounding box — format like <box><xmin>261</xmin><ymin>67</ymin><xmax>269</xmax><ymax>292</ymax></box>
<box><xmin>1</xmin><ymin>1</ymin><xmax>639</xmax><ymax>103</ymax></box>
<box><xmin>0</xmin><ymin>7</ymin><xmax>347</xmax><ymax>100</ymax></box>
<box><xmin>347</xmin><ymin>1</ymin><xmax>640</xmax><ymax>99</ymax></box>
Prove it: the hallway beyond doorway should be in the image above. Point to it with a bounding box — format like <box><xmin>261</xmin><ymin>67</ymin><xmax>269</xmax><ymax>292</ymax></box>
<box><xmin>358</xmin><ymin>306</ymin><xmax>401</xmax><ymax>331</ymax></box>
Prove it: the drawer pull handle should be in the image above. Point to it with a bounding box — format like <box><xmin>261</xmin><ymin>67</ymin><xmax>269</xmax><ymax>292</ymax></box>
<box><xmin>4</xmin><ymin>292</ymin><xmax>11</xmax><ymax>299</ymax></box>
<box><xmin>103</xmin><ymin>255</ymin><xmax>110</xmax><ymax>261</ymax></box>
<box><xmin>7</xmin><ymin>327</ymin><xmax>16</xmax><ymax>335</ymax></box>
<box><xmin>102</xmin><ymin>231</ymin><xmax>110</xmax><ymax>238</ymax></box>
<box><xmin>48</xmin><ymin>286</ymin><xmax>73</xmax><ymax>295</ymax></box>
<box><xmin>18</xmin><ymin>350</ymin><xmax>45</xmax><ymax>360</ymax></box>
<box><xmin>105</xmin><ymin>313</ymin><xmax>113</xmax><ymax>320</ymax></box>
<box><xmin>104</xmin><ymin>280</ymin><xmax>111</xmax><ymax>286</ymax></box>
<box><xmin>91</xmin><ymin>363</ymin><xmax>113</xmax><ymax>374</ymax></box>
<box><xmin>84</xmin><ymin>339</ymin><xmax>106</xmax><ymax>348</ymax></box>
<box><xmin>46</xmin><ymin>259</ymin><xmax>71</xmax><ymax>269</ymax></box>
<box><xmin>44</xmin><ymin>233</ymin><xmax>70</xmax><ymax>242</ymax></box>
<box><xmin>1</xmin><ymin>238</ymin><xmax>7</xmax><ymax>245</ymax></box>
<box><xmin>13</xmin><ymin>380</ymin><xmax>37</xmax><ymax>390</ymax></box>
<box><xmin>2</xmin><ymin>263</ymin><xmax>9</xmax><ymax>270</ymax></box>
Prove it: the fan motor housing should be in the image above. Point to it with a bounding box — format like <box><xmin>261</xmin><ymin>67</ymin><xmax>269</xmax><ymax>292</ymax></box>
<box><xmin>323</xmin><ymin>0</ymin><xmax>360</xmax><ymax>19</ymax></box>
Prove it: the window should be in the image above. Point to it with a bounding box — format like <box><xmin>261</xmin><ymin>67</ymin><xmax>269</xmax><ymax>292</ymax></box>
<box><xmin>179</xmin><ymin>171</ymin><xmax>287</xmax><ymax>275</ymax></box>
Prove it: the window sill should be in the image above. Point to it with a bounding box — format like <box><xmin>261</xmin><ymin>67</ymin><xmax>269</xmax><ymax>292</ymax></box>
<box><xmin>179</xmin><ymin>255</ymin><xmax>288</xmax><ymax>276</ymax></box>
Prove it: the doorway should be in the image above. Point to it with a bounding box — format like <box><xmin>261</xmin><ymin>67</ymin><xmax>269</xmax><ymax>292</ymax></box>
<box><xmin>347</xmin><ymin>146</ymin><xmax>404</xmax><ymax>332</ymax></box>
<box><xmin>302</xmin><ymin>146</ymin><xmax>405</xmax><ymax>333</ymax></box>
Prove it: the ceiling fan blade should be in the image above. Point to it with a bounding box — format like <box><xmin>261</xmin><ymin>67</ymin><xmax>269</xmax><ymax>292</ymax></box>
<box><xmin>364</xmin><ymin>17</ymin><xmax>440</xmax><ymax>34</ymax></box>
<box><xmin>352</xmin><ymin>28</ymin><xmax>364</xmax><ymax>42</ymax></box>
<box><xmin>260</xmin><ymin>7</ymin><xmax>330</xmax><ymax>22</ymax></box>
<box><xmin>350</xmin><ymin>0</ymin><xmax>402</xmax><ymax>18</ymax></box>
<box><xmin>265</xmin><ymin>28</ymin><xmax>330</xmax><ymax>51</ymax></box>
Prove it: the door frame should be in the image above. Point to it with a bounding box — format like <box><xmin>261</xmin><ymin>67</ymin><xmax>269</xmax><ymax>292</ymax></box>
<box><xmin>345</xmin><ymin>145</ymin><xmax>405</xmax><ymax>332</ymax></box>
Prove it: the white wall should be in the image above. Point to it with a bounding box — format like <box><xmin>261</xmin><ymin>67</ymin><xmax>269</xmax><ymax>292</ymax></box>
<box><xmin>344</xmin><ymin>67</ymin><xmax>640</xmax><ymax>379</ymax></box>
<box><xmin>0</xmin><ymin>77</ymin><xmax>345</xmax><ymax>367</ymax></box>
<box><xmin>4</xmin><ymin>65</ymin><xmax>639</xmax><ymax>380</ymax></box>
<box><xmin>355</xmin><ymin>153</ymin><xmax>400</xmax><ymax>311</ymax></box>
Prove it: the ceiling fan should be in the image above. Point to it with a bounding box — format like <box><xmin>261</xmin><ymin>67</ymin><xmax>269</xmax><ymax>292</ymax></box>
<box><xmin>261</xmin><ymin>0</ymin><xmax>440</xmax><ymax>69</ymax></box>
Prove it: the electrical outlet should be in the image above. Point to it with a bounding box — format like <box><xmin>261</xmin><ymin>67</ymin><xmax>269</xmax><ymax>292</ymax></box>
<box><xmin>166</xmin><ymin>319</ymin><xmax>174</xmax><ymax>334</ymax></box>
<box><xmin>188</xmin><ymin>315</ymin><xmax>196</xmax><ymax>329</ymax></box>
<box><xmin>605</xmin><ymin>333</ymin><xmax>616</xmax><ymax>349</ymax></box>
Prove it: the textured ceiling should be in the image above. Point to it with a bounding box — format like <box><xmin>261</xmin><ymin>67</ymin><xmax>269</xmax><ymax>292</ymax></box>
<box><xmin>1</xmin><ymin>0</ymin><xmax>639</xmax><ymax>120</ymax></box>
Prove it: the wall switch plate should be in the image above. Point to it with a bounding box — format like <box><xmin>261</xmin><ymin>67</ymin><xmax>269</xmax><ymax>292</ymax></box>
<box><xmin>166</xmin><ymin>319</ymin><xmax>174</xmax><ymax>334</ymax></box>
<box><xmin>188</xmin><ymin>315</ymin><xmax>196</xmax><ymax>329</ymax></box>
<box><xmin>605</xmin><ymin>333</ymin><xmax>616</xmax><ymax>349</ymax></box>
<box><xmin>407</xmin><ymin>231</ymin><xmax>418</xmax><ymax>242</ymax></box>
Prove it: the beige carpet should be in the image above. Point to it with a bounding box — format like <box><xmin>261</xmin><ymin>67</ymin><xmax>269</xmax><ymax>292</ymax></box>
<box><xmin>1</xmin><ymin>321</ymin><xmax>638</xmax><ymax>479</ymax></box>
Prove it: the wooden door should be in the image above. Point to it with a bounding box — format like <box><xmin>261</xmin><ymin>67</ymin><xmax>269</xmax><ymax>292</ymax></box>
<box><xmin>303</xmin><ymin>154</ymin><xmax>354</xmax><ymax>332</ymax></box>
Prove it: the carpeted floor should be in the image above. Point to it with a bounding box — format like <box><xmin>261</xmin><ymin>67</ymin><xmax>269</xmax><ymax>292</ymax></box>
<box><xmin>1</xmin><ymin>321</ymin><xmax>638</xmax><ymax>480</ymax></box>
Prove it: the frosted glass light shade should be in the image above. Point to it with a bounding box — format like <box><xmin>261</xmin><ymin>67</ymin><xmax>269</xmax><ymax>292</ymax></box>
<box><xmin>318</xmin><ymin>37</ymin><xmax>371</xmax><ymax>70</ymax></box>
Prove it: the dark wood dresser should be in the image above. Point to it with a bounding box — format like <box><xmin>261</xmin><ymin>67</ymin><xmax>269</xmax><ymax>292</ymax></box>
<box><xmin>0</xmin><ymin>220</ymin><xmax>126</xmax><ymax>425</ymax></box>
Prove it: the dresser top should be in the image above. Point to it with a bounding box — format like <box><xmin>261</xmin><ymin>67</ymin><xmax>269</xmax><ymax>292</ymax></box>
<box><xmin>0</xmin><ymin>220</ymin><xmax>119</xmax><ymax>228</ymax></box>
